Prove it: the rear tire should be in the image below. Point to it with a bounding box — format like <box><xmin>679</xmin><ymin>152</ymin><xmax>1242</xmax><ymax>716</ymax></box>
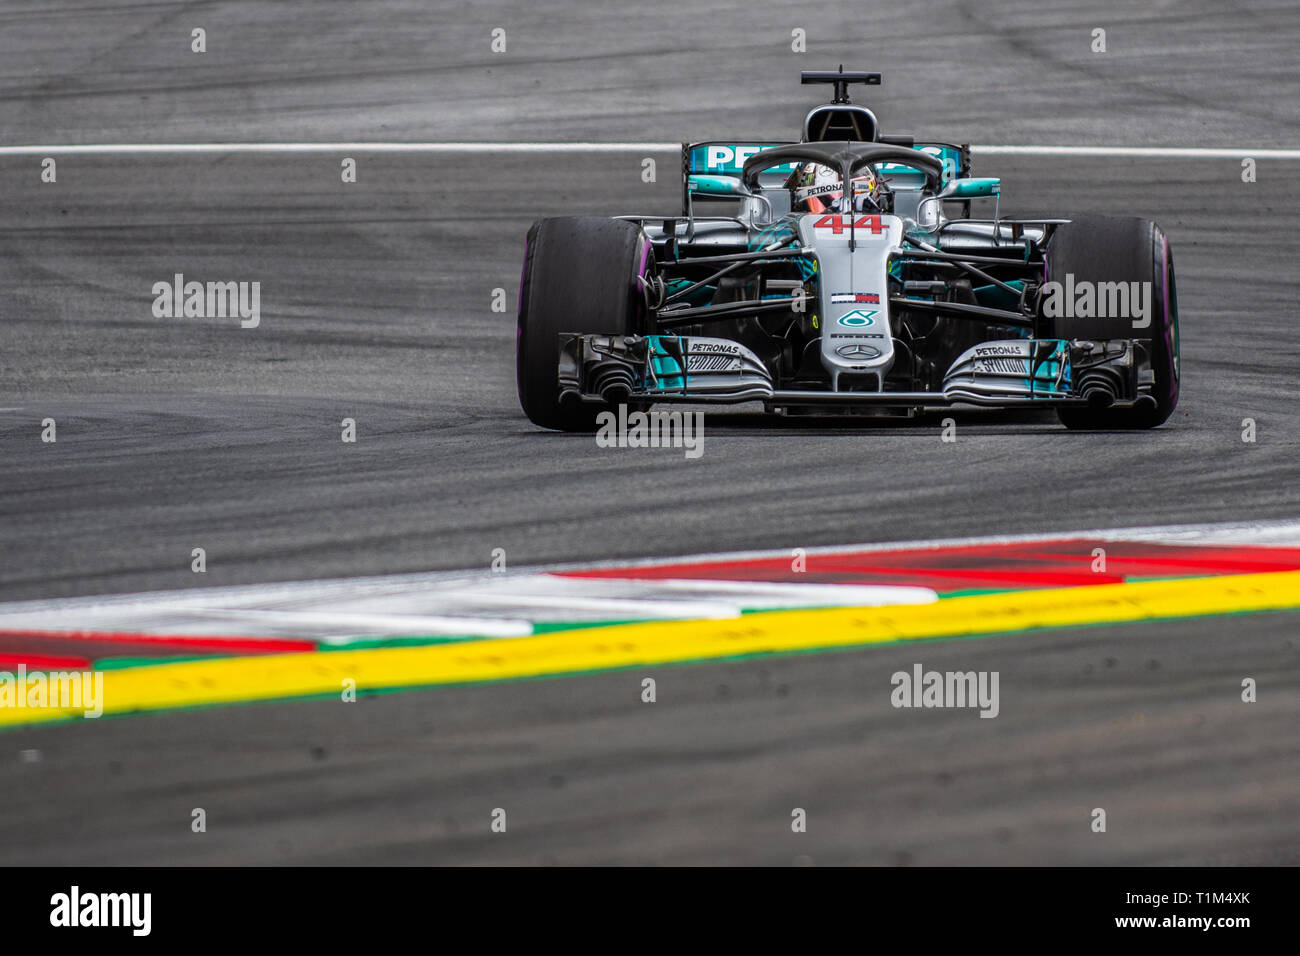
<box><xmin>1044</xmin><ymin>215</ymin><xmax>1180</xmax><ymax>429</ymax></box>
<box><xmin>516</xmin><ymin>216</ymin><xmax>648</xmax><ymax>431</ymax></box>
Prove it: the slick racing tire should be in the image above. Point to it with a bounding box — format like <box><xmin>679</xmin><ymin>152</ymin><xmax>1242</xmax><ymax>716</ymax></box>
<box><xmin>517</xmin><ymin>216</ymin><xmax>649</xmax><ymax>431</ymax></box>
<box><xmin>1044</xmin><ymin>215</ymin><xmax>1180</xmax><ymax>429</ymax></box>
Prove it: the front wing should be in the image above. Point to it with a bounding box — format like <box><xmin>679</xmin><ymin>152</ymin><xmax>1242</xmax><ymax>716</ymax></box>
<box><xmin>558</xmin><ymin>333</ymin><xmax>1156</xmax><ymax>411</ymax></box>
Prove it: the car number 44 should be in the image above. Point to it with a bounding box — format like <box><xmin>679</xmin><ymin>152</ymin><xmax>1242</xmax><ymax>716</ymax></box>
<box><xmin>813</xmin><ymin>214</ymin><xmax>887</xmax><ymax>236</ymax></box>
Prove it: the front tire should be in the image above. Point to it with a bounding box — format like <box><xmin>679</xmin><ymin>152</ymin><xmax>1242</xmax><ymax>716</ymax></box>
<box><xmin>1044</xmin><ymin>215</ymin><xmax>1180</xmax><ymax>429</ymax></box>
<box><xmin>516</xmin><ymin>216</ymin><xmax>648</xmax><ymax>431</ymax></box>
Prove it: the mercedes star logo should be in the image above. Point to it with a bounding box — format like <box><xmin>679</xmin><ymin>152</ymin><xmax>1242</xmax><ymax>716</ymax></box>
<box><xmin>836</xmin><ymin>343</ymin><xmax>881</xmax><ymax>359</ymax></box>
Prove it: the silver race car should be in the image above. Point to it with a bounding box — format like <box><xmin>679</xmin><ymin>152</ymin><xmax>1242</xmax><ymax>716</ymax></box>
<box><xmin>517</xmin><ymin>68</ymin><xmax>1179</xmax><ymax>430</ymax></box>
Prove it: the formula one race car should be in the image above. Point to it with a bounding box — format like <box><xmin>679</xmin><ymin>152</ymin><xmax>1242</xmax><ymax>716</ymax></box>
<box><xmin>517</xmin><ymin>68</ymin><xmax>1179</xmax><ymax>430</ymax></box>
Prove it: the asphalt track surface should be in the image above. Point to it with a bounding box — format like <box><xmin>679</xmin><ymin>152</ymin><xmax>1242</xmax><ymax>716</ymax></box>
<box><xmin>1</xmin><ymin>0</ymin><xmax>1299</xmax><ymax>864</ymax></box>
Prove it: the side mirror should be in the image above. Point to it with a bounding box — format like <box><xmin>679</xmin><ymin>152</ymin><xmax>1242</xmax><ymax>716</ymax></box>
<box><xmin>687</xmin><ymin>174</ymin><xmax>752</xmax><ymax>198</ymax></box>
<box><xmin>938</xmin><ymin>177</ymin><xmax>1001</xmax><ymax>200</ymax></box>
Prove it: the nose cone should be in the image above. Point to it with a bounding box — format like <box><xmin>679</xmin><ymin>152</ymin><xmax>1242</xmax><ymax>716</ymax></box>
<box><xmin>796</xmin><ymin>212</ymin><xmax>903</xmax><ymax>392</ymax></box>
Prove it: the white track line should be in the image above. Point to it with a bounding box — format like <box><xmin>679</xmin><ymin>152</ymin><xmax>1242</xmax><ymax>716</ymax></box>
<box><xmin>973</xmin><ymin>145</ymin><xmax>1300</xmax><ymax>159</ymax></box>
<box><xmin>0</xmin><ymin>142</ymin><xmax>1298</xmax><ymax>159</ymax></box>
<box><xmin>130</xmin><ymin>608</ymin><xmax>534</xmax><ymax>638</ymax></box>
<box><xmin>0</xmin><ymin>142</ymin><xmax>681</xmax><ymax>155</ymax></box>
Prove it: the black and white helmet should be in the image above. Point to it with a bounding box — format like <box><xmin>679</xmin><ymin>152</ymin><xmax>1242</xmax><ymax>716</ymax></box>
<box><xmin>787</xmin><ymin>162</ymin><xmax>884</xmax><ymax>213</ymax></box>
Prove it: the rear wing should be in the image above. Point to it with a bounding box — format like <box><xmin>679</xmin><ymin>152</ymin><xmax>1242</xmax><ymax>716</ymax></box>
<box><xmin>681</xmin><ymin>140</ymin><xmax>971</xmax><ymax>214</ymax></box>
<box><xmin>878</xmin><ymin>143</ymin><xmax>969</xmax><ymax>188</ymax></box>
<box><xmin>682</xmin><ymin>142</ymin><xmax>797</xmax><ymax>213</ymax></box>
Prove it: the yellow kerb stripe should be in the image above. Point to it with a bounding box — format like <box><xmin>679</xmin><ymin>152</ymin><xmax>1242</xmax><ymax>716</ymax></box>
<box><xmin>5</xmin><ymin>569</ymin><xmax>1300</xmax><ymax>726</ymax></box>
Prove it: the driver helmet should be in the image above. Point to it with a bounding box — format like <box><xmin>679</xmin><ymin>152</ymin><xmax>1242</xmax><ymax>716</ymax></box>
<box><xmin>787</xmin><ymin>162</ymin><xmax>883</xmax><ymax>213</ymax></box>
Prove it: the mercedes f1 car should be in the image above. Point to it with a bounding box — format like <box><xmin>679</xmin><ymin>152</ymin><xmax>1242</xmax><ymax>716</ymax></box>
<box><xmin>517</xmin><ymin>69</ymin><xmax>1179</xmax><ymax>430</ymax></box>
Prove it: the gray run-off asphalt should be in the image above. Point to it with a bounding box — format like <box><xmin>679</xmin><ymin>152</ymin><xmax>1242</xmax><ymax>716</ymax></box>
<box><xmin>0</xmin><ymin>0</ymin><xmax>1297</xmax><ymax>864</ymax></box>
